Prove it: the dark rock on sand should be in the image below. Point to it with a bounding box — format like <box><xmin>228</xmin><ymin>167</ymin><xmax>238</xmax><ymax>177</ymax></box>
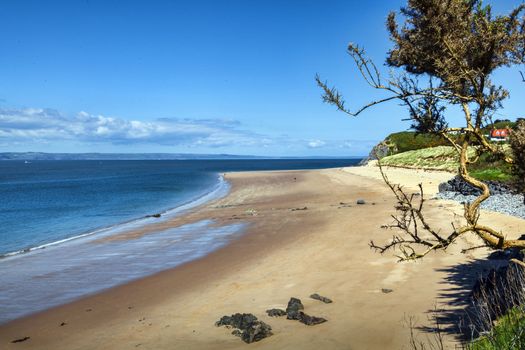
<box><xmin>381</xmin><ymin>288</ymin><xmax>393</xmax><ymax>294</ymax></box>
<box><xmin>356</xmin><ymin>199</ymin><xmax>366</xmax><ymax>205</ymax></box>
<box><xmin>240</xmin><ymin>321</ymin><xmax>272</xmax><ymax>343</ymax></box>
<box><xmin>291</xmin><ymin>206</ymin><xmax>308</xmax><ymax>211</ymax></box>
<box><xmin>266</xmin><ymin>308</ymin><xmax>287</xmax><ymax>317</ymax></box>
<box><xmin>216</xmin><ymin>313</ymin><xmax>255</xmax><ymax>329</ymax></box>
<box><xmin>295</xmin><ymin>312</ymin><xmax>327</xmax><ymax>326</ymax></box>
<box><xmin>215</xmin><ymin>313</ymin><xmax>272</xmax><ymax>343</ymax></box>
<box><xmin>310</xmin><ymin>293</ymin><xmax>333</xmax><ymax>304</ymax></box>
<box><xmin>11</xmin><ymin>336</ymin><xmax>30</xmax><ymax>343</ymax></box>
<box><xmin>285</xmin><ymin>297</ymin><xmax>327</xmax><ymax>325</ymax></box>
<box><xmin>285</xmin><ymin>298</ymin><xmax>304</xmax><ymax>320</ymax></box>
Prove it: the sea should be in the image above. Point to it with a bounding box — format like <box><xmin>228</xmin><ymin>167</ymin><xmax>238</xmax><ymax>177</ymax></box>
<box><xmin>0</xmin><ymin>159</ymin><xmax>360</xmax><ymax>323</ymax></box>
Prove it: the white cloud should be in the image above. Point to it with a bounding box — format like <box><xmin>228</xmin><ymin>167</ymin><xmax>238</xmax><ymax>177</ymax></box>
<box><xmin>0</xmin><ymin>107</ymin><xmax>377</xmax><ymax>155</ymax></box>
<box><xmin>0</xmin><ymin>108</ymin><xmax>267</xmax><ymax>148</ymax></box>
<box><xmin>307</xmin><ymin>139</ymin><xmax>326</xmax><ymax>148</ymax></box>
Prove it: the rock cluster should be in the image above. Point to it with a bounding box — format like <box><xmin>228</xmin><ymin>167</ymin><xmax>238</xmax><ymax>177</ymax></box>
<box><xmin>215</xmin><ymin>313</ymin><xmax>272</xmax><ymax>344</ymax></box>
<box><xmin>436</xmin><ymin>176</ymin><xmax>525</xmax><ymax>219</ymax></box>
<box><xmin>217</xmin><ymin>295</ymin><xmax>331</xmax><ymax>343</ymax></box>
<box><xmin>438</xmin><ymin>176</ymin><xmax>514</xmax><ymax>196</ymax></box>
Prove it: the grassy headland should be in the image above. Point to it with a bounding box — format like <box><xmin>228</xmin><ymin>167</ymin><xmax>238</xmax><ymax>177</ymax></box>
<box><xmin>374</xmin><ymin>132</ymin><xmax>515</xmax><ymax>182</ymax></box>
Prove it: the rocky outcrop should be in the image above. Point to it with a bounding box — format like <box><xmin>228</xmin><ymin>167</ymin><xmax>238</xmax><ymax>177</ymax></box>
<box><xmin>359</xmin><ymin>140</ymin><xmax>393</xmax><ymax>165</ymax></box>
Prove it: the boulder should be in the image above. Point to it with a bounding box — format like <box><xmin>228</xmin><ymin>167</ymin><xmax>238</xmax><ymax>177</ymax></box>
<box><xmin>285</xmin><ymin>298</ymin><xmax>304</xmax><ymax>320</ymax></box>
<box><xmin>215</xmin><ymin>313</ymin><xmax>272</xmax><ymax>344</ymax></box>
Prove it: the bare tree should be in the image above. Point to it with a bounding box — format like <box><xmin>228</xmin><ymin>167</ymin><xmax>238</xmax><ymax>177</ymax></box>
<box><xmin>317</xmin><ymin>0</ymin><xmax>525</xmax><ymax>261</ymax></box>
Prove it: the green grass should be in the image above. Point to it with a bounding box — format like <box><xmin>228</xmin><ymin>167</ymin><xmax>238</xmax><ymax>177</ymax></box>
<box><xmin>380</xmin><ymin>146</ymin><xmax>465</xmax><ymax>172</ymax></box>
<box><xmin>468</xmin><ymin>146</ymin><xmax>514</xmax><ymax>182</ymax></box>
<box><xmin>469</xmin><ymin>168</ymin><xmax>513</xmax><ymax>182</ymax></box>
<box><xmin>385</xmin><ymin>131</ymin><xmax>450</xmax><ymax>154</ymax></box>
<box><xmin>379</xmin><ymin>145</ymin><xmax>515</xmax><ymax>182</ymax></box>
<box><xmin>468</xmin><ymin>307</ymin><xmax>525</xmax><ymax>350</ymax></box>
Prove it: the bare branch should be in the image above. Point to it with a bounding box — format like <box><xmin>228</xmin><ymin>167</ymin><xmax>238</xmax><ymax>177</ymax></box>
<box><xmin>319</xmin><ymin>0</ymin><xmax>525</xmax><ymax>261</ymax></box>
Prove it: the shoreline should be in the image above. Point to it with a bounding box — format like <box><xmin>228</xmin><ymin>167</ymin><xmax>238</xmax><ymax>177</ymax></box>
<box><xmin>0</xmin><ymin>174</ymin><xmax>239</xmax><ymax>324</ymax></box>
<box><xmin>2</xmin><ymin>166</ymin><xmax>524</xmax><ymax>349</ymax></box>
<box><xmin>0</xmin><ymin>174</ymin><xmax>228</xmax><ymax>260</ymax></box>
<box><xmin>1</xmin><ymin>158</ymin><xmax>360</xmax><ymax>259</ymax></box>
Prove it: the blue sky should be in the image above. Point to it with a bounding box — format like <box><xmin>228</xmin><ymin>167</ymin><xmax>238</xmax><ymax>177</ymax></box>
<box><xmin>0</xmin><ymin>0</ymin><xmax>524</xmax><ymax>156</ymax></box>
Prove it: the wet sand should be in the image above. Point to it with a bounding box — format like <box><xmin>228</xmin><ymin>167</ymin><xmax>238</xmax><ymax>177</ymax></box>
<box><xmin>1</xmin><ymin>166</ymin><xmax>524</xmax><ymax>349</ymax></box>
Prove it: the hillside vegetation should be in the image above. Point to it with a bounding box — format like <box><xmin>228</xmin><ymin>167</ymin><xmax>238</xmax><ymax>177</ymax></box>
<box><xmin>379</xmin><ymin>146</ymin><xmax>466</xmax><ymax>171</ymax></box>
<box><xmin>373</xmin><ymin>131</ymin><xmax>450</xmax><ymax>157</ymax></box>
<box><xmin>378</xmin><ymin>144</ymin><xmax>514</xmax><ymax>182</ymax></box>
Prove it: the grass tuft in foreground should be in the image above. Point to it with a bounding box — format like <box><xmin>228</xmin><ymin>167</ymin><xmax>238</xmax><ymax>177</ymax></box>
<box><xmin>468</xmin><ymin>307</ymin><xmax>525</xmax><ymax>350</ymax></box>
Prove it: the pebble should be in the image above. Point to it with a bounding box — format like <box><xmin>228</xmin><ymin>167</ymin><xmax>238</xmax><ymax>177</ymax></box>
<box><xmin>436</xmin><ymin>191</ymin><xmax>525</xmax><ymax>220</ymax></box>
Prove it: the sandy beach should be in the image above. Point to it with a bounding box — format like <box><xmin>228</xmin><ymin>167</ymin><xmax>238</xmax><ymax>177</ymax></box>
<box><xmin>2</xmin><ymin>165</ymin><xmax>524</xmax><ymax>350</ymax></box>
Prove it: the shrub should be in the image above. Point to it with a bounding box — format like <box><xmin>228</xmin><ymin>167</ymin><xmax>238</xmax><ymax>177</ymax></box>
<box><xmin>386</xmin><ymin>131</ymin><xmax>450</xmax><ymax>154</ymax></box>
<box><xmin>509</xmin><ymin>120</ymin><xmax>525</xmax><ymax>203</ymax></box>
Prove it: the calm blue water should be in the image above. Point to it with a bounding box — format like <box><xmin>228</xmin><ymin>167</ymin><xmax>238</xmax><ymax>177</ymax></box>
<box><xmin>0</xmin><ymin>158</ymin><xmax>361</xmax><ymax>323</ymax></box>
<box><xmin>0</xmin><ymin>159</ymin><xmax>360</xmax><ymax>256</ymax></box>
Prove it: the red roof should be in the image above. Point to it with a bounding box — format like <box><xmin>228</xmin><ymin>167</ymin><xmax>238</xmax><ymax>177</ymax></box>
<box><xmin>490</xmin><ymin>129</ymin><xmax>510</xmax><ymax>138</ymax></box>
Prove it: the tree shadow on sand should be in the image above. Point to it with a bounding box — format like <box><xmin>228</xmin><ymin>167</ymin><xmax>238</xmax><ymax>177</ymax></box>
<box><xmin>416</xmin><ymin>252</ymin><xmax>514</xmax><ymax>342</ymax></box>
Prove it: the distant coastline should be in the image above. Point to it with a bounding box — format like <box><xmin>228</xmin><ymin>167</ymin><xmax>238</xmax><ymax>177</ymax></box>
<box><xmin>0</xmin><ymin>152</ymin><xmax>365</xmax><ymax>161</ymax></box>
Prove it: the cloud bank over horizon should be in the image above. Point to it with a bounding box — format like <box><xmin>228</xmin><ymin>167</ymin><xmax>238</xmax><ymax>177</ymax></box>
<box><xmin>0</xmin><ymin>107</ymin><xmax>375</xmax><ymax>156</ymax></box>
<box><xmin>0</xmin><ymin>108</ymin><xmax>270</xmax><ymax>147</ymax></box>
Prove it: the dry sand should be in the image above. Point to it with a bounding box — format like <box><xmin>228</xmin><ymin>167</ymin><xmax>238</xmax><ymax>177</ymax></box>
<box><xmin>1</xmin><ymin>165</ymin><xmax>524</xmax><ymax>350</ymax></box>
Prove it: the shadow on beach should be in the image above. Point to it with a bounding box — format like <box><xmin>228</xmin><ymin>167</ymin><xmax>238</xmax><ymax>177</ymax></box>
<box><xmin>417</xmin><ymin>255</ymin><xmax>510</xmax><ymax>342</ymax></box>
